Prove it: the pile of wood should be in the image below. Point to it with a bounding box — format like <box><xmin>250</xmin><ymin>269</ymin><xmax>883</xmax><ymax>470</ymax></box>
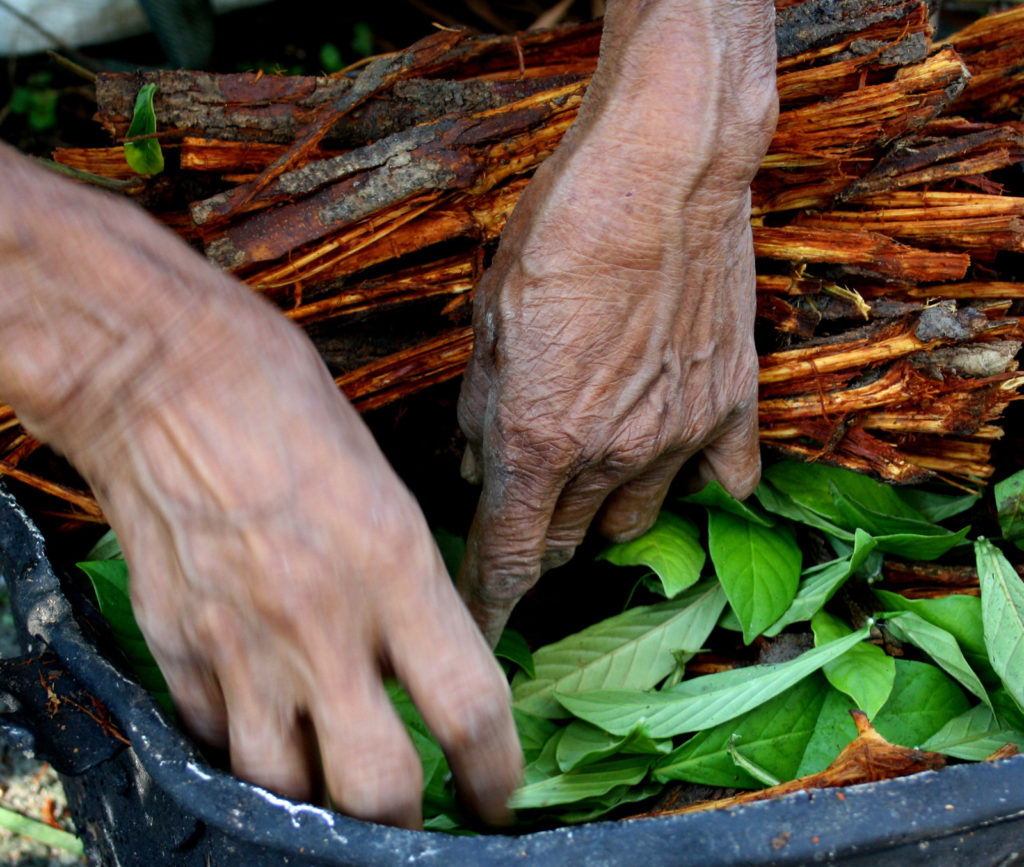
<box><xmin>6</xmin><ymin>0</ymin><xmax>1024</xmax><ymax>522</ymax></box>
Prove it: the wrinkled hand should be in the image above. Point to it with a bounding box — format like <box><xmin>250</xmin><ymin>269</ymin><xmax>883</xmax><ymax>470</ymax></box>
<box><xmin>0</xmin><ymin>147</ymin><xmax>520</xmax><ymax>828</ymax></box>
<box><xmin>458</xmin><ymin>0</ymin><xmax>778</xmax><ymax>642</ymax></box>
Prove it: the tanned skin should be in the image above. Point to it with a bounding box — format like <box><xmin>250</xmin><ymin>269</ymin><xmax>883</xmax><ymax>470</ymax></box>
<box><xmin>0</xmin><ymin>0</ymin><xmax>775</xmax><ymax>828</ymax></box>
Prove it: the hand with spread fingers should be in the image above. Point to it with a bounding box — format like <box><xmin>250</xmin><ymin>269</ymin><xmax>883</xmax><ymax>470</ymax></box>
<box><xmin>458</xmin><ymin>0</ymin><xmax>778</xmax><ymax>643</ymax></box>
<box><xmin>0</xmin><ymin>144</ymin><xmax>520</xmax><ymax>829</ymax></box>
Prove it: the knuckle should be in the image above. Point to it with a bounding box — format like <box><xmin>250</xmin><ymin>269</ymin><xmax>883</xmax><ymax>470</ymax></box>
<box><xmin>431</xmin><ymin>679</ymin><xmax>511</xmax><ymax>756</ymax></box>
<box><xmin>473</xmin><ymin>558</ymin><xmax>541</xmax><ymax>607</ymax></box>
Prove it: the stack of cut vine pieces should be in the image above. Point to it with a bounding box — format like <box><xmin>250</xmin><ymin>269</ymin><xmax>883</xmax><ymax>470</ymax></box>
<box><xmin>79</xmin><ymin>461</ymin><xmax>1024</xmax><ymax>833</ymax></box>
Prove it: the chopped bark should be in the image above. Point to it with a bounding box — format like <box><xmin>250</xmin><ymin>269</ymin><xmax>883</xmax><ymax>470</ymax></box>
<box><xmin>940</xmin><ymin>5</ymin><xmax>1024</xmax><ymax>119</ymax></box>
<box><xmin>16</xmin><ymin>2</ymin><xmax>1024</xmax><ymax>512</ymax></box>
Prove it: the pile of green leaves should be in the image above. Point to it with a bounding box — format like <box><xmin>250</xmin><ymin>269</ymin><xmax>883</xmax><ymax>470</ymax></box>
<box><xmin>77</xmin><ymin>461</ymin><xmax>1024</xmax><ymax>832</ymax></box>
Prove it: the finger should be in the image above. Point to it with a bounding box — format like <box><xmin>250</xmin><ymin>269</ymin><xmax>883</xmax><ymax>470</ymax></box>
<box><xmin>458</xmin><ymin>462</ymin><xmax>564</xmax><ymax>644</ymax></box>
<box><xmin>684</xmin><ymin>405</ymin><xmax>761</xmax><ymax>500</ymax></box>
<box><xmin>388</xmin><ymin>570</ymin><xmax>521</xmax><ymax>826</ymax></box>
<box><xmin>596</xmin><ymin>451</ymin><xmax>690</xmax><ymax>542</ymax></box>
<box><xmin>540</xmin><ymin>468</ymin><xmax>627</xmax><ymax>572</ymax></box>
<box><xmin>216</xmin><ymin>658</ymin><xmax>319</xmax><ymax>805</ymax></box>
<box><xmin>159</xmin><ymin>658</ymin><xmax>229</xmax><ymax>750</ymax></box>
<box><xmin>456</xmin><ymin>331</ymin><xmax>492</xmax><ymax>486</ymax></box>
<box><xmin>311</xmin><ymin>664</ymin><xmax>425</xmax><ymax>829</ymax></box>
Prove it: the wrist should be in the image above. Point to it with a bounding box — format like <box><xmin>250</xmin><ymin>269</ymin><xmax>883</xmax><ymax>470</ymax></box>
<box><xmin>571</xmin><ymin>0</ymin><xmax>777</xmax><ymax>181</ymax></box>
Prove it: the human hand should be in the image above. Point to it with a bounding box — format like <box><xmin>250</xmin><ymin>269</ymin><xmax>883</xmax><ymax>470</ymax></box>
<box><xmin>0</xmin><ymin>148</ymin><xmax>520</xmax><ymax>827</ymax></box>
<box><xmin>457</xmin><ymin>0</ymin><xmax>778</xmax><ymax>642</ymax></box>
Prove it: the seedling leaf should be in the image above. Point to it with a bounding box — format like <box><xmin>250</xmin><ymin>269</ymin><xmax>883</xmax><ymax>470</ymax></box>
<box><xmin>124</xmin><ymin>83</ymin><xmax>164</xmax><ymax>176</ymax></box>
<box><xmin>77</xmin><ymin>558</ymin><xmax>172</xmax><ymax>712</ymax></box>
<box><xmin>555</xmin><ymin>720</ymin><xmax>671</xmax><ymax>772</ymax></box>
<box><xmin>873</xmin><ymin>589</ymin><xmax>991</xmax><ymax>681</ymax></box>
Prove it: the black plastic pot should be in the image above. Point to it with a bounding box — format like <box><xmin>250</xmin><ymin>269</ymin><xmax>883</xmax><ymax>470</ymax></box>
<box><xmin>3</xmin><ymin>487</ymin><xmax>1024</xmax><ymax>866</ymax></box>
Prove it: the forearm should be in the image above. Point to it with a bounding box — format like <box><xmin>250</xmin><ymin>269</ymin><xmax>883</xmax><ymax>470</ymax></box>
<box><xmin>0</xmin><ymin>144</ymin><xmax>321</xmax><ymax>476</ymax></box>
<box><xmin>566</xmin><ymin>0</ymin><xmax>777</xmax><ymax>199</ymax></box>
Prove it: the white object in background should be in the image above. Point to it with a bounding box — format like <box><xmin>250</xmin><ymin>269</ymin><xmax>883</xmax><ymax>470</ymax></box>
<box><xmin>0</xmin><ymin>0</ymin><xmax>272</xmax><ymax>56</ymax></box>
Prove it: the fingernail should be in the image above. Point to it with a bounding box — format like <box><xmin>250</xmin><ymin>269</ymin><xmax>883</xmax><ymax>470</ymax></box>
<box><xmin>461</xmin><ymin>447</ymin><xmax>482</xmax><ymax>484</ymax></box>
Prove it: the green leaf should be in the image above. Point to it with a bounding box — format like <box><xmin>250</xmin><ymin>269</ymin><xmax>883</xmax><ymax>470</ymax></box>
<box><xmin>920</xmin><ymin>704</ymin><xmax>1024</xmax><ymax>761</ymax></box>
<box><xmin>871</xmin><ymin>659</ymin><xmax>970</xmax><ymax>748</ymax></box>
<box><xmin>655</xmin><ymin>676</ymin><xmax>828</xmax><ymax>787</ymax></box>
<box><xmin>797</xmin><ymin>661</ymin><xmax>969</xmax><ymax>773</ymax></box>
<box><xmin>433</xmin><ymin>528</ymin><xmax>464</xmax><ymax>581</ymax></box>
<box><xmin>898</xmin><ymin>488</ymin><xmax>979</xmax><ymax>523</ymax></box>
<box><xmin>508</xmin><ymin>756</ymin><xmax>652</xmax><ymax>810</ymax></box>
<box><xmin>124</xmin><ymin>83</ymin><xmax>164</xmax><ymax>176</ymax></box>
<box><xmin>512</xmin><ymin>580</ymin><xmax>726</xmax><ymax>718</ymax></box>
<box><xmin>495</xmin><ymin>628</ymin><xmax>535</xmax><ymax>679</ymax></box>
<box><xmin>522</xmin><ymin>727</ymin><xmax>564</xmax><ymax>785</ymax></box>
<box><xmin>555</xmin><ymin>720</ymin><xmax>671</xmax><ymax>773</ymax></box>
<box><xmin>830</xmin><ymin>483</ymin><xmax>949</xmax><ymax>539</ymax></box>
<box><xmin>811</xmin><ymin>610</ymin><xmax>894</xmax><ymax>719</ymax></box>
<box><xmin>795</xmin><ymin>686</ymin><xmax>862</xmax><ymax>776</ymax></box>
<box><xmin>598</xmin><ymin>513</ymin><xmax>705</xmax><ymax>598</ymax></box>
<box><xmin>871</xmin><ymin>527</ymin><xmax>970</xmax><ymax>560</ymax></box>
<box><xmin>707</xmin><ymin>510</ymin><xmax>801</xmax><ymax>643</ymax></box>
<box><xmin>387</xmin><ymin>682</ymin><xmax>455</xmax><ymax>810</ymax></box>
<box><xmin>319</xmin><ymin>41</ymin><xmax>344</xmax><ymax>73</ymax></box>
<box><xmin>764</xmin><ymin>462</ymin><xmax>922</xmax><ymax>528</ymax></box>
<box><xmin>350</xmin><ymin>21</ymin><xmax>375</xmax><ymax>58</ymax></box>
<box><xmin>873</xmin><ymin>589</ymin><xmax>991</xmax><ymax>682</ymax></box>
<box><xmin>753</xmin><ymin>480</ymin><xmax>854</xmax><ymax>541</ymax></box>
<box><xmin>765</xmin><ymin>530</ymin><xmax>877</xmax><ymax>637</ymax></box>
<box><xmin>717</xmin><ymin>606</ymin><xmax>744</xmax><ymax>632</ymax></box>
<box><xmin>77</xmin><ymin>559</ymin><xmax>172</xmax><ymax>710</ymax></box>
<box><xmin>512</xmin><ymin>708</ymin><xmax>561</xmax><ymax>764</ymax></box>
<box><xmin>993</xmin><ymin>686</ymin><xmax>1024</xmax><ymax>731</ymax></box>
<box><xmin>555</xmin><ymin>626</ymin><xmax>871</xmax><ymax>738</ymax></box>
<box><xmin>550</xmin><ymin>781</ymin><xmax>662</xmax><ymax>824</ymax></box>
<box><xmin>995</xmin><ymin>468</ymin><xmax>1024</xmax><ymax>545</ymax></box>
<box><xmin>883</xmin><ymin>611</ymin><xmax>990</xmax><ymax>709</ymax></box>
<box><xmin>975</xmin><ymin>539</ymin><xmax>1024</xmax><ymax>713</ymax></box>
<box><xmin>680</xmin><ymin>481</ymin><xmax>774</xmax><ymax>526</ymax></box>
<box><xmin>728</xmin><ymin>737</ymin><xmax>781</xmax><ymax>787</ymax></box>
<box><xmin>85</xmin><ymin>528</ymin><xmax>123</xmax><ymax>561</ymax></box>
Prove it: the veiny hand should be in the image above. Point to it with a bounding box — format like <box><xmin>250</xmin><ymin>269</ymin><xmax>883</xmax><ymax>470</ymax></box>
<box><xmin>0</xmin><ymin>146</ymin><xmax>520</xmax><ymax>828</ymax></box>
<box><xmin>457</xmin><ymin>0</ymin><xmax>778</xmax><ymax>642</ymax></box>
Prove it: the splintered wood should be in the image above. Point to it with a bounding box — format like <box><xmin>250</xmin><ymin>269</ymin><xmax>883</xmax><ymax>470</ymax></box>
<box><xmin>11</xmin><ymin>0</ymin><xmax>1024</xmax><ymax>518</ymax></box>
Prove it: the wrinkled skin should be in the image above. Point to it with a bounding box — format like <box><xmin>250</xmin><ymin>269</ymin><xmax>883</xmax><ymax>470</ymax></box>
<box><xmin>0</xmin><ymin>145</ymin><xmax>519</xmax><ymax>828</ymax></box>
<box><xmin>459</xmin><ymin>0</ymin><xmax>778</xmax><ymax>642</ymax></box>
<box><xmin>0</xmin><ymin>0</ymin><xmax>776</xmax><ymax>830</ymax></box>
